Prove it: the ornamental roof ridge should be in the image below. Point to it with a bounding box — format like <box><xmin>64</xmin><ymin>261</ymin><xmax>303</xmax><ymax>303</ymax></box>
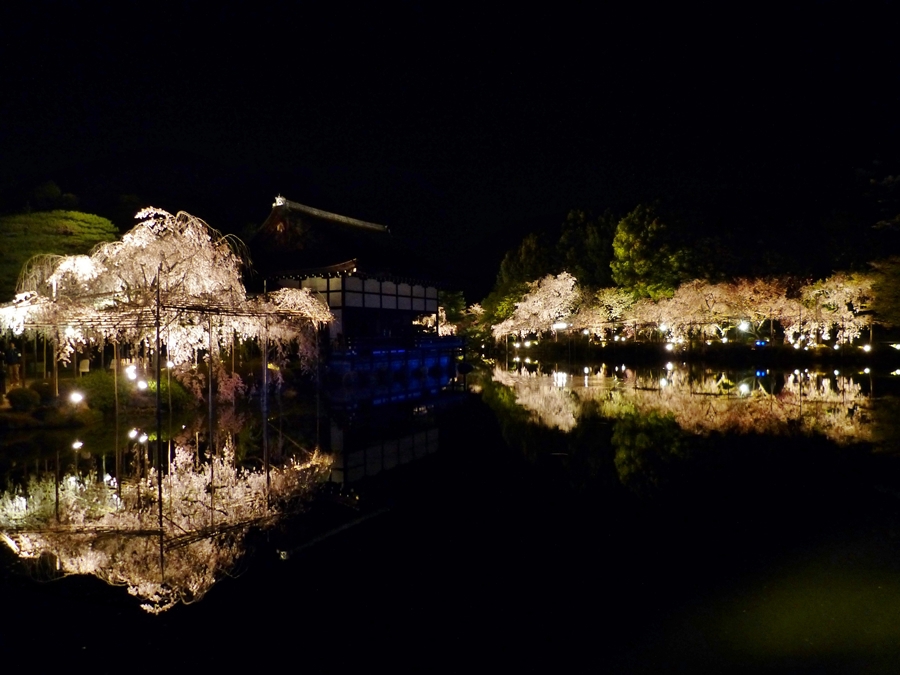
<box><xmin>272</xmin><ymin>196</ymin><xmax>390</xmax><ymax>234</ymax></box>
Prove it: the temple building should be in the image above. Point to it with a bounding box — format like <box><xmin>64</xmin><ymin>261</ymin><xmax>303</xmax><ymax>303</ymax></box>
<box><xmin>252</xmin><ymin>197</ymin><xmax>441</xmax><ymax>343</ymax></box>
<box><xmin>251</xmin><ymin>197</ymin><xmax>462</xmax><ymax>404</ymax></box>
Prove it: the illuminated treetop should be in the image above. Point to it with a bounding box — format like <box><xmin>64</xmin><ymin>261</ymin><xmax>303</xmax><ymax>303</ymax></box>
<box><xmin>0</xmin><ymin>208</ymin><xmax>332</xmax><ymax>367</ymax></box>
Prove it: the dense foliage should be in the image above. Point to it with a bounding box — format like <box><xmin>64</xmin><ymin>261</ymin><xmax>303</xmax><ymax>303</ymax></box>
<box><xmin>461</xmin><ymin>197</ymin><xmax>900</xmax><ymax>345</ymax></box>
<box><xmin>0</xmin><ymin>210</ymin><xmax>118</xmax><ymax>300</ymax></box>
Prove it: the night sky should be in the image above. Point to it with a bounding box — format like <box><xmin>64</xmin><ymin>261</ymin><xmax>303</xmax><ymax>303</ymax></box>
<box><xmin>2</xmin><ymin>2</ymin><xmax>898</xmax><ymax>299</ymax></box>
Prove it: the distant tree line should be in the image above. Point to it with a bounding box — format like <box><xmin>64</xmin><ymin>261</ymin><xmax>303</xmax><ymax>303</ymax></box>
<box><xmin>473</xmin><ymin>199</ymin><xmax>900</xmax><ymax>346</ymax></box>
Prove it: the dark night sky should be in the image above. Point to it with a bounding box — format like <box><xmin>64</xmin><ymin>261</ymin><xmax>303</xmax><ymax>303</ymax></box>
<box><xmin>2</xmin><ymin>2</ymin><xmax>899</xmax><ymax>298</ymax></box>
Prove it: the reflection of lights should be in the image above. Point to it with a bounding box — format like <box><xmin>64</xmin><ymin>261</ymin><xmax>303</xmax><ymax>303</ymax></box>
<box><xmin>659</xmin><ymin>378</ymin><xmax>668</xmax><ymax>388</ymax></box>
<box><xmin>584</xmin><ymin>367</ymin><xmax>590</xmax><ymax>374</ymax></box>
<box><xmin>553</xmin><ymin>371</ymin><xmax>568</xmax><ymax>387</ymax></box>
<box><xmin>128</xmin><ymin>428</ymin><xmax>138</xmax><ymax>439</ymax></box>
<box><xmin>69</xmin><ymin>391</ymin><xmax>84</xmax><ymax>404</ymax></box>
<box><xmin>72</xmin><ymin>440</ymin><xmax>83</xmax><ymax>450</ymax></box>
<box><xmin>739</xmin><ymin>383</ymin><xmax>750</xmax><ymax>395</ymax></box>
<box><xmin>665</xmin><ymin>343</ymin><xmax>674</xmax><ymax>351</ymax></box>
<box><xmin>137</xmin><ymin>380</ymin><xmax>148</xmax><ymax>390</ymax></box>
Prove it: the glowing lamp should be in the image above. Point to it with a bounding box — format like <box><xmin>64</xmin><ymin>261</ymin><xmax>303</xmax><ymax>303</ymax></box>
<box><xmin>69</xmin><ymin>391</ymin><xmax>84</xmax><ymax>404</ymax></box>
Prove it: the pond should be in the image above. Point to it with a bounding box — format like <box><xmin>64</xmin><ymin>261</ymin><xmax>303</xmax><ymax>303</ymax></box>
<box><xmin>3</xmin><ymin>362</ymin><xmax>900</xmax><ymax>672</ymax></box>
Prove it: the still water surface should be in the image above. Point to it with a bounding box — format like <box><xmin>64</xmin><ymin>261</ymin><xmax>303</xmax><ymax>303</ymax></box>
<box><xmin>2</xmin><ymin>363</ymin><xmax>900</xmax><ymax>672</ymax></box>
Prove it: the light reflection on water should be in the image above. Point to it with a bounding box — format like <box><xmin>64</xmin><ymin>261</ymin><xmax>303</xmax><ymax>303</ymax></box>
<box><xmin>0</xmin><ymin>395</ymin><xmax>449</xmax><ymax>615</ymax></box>
<box><xmin>492</xmin><ymin>363</ymin><xmax>880</xmax><ymax>444</ymax></box>
<box><xmin>484</xmin><ymin>362</ymin><xmax>900</xmax><ymax>671</ymax></box>
<box><xmin>0</xmin><ymin>435</ymin><xmax>330</xmax><ymax>613</ymax></box>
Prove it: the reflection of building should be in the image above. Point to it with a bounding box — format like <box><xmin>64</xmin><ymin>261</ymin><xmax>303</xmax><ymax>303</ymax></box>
<box><xmin>253</xmin><ymin>197</ymin><xmax>464</xmax><ymax>403</ymax></box>
<box><xmin>328</xmin><ymin>419</ymin><xmax>439</xmax><ymax>484</ymax></box>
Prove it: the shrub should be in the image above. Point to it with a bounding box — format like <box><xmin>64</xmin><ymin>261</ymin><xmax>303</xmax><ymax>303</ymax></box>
<box><xmin>29</xmin><ymin>380</ymin><xmax>55</xmax><ymax>404</ymax></box>
<box><xmin>73</xmin><ymin>369</ymin><xmax>196</xmax><ymax>413</ymax></box>
<box><xmin>6</xmin><ymin>387</ymin><xmax>40</xmax><ymax>412</ymax></box>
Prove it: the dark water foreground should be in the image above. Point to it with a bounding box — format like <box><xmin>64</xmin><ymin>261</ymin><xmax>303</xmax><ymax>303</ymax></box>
<box><xmin>3</xmin><ymin>366</ymin><xmax>900</xmax><ymax>673</ymax></box>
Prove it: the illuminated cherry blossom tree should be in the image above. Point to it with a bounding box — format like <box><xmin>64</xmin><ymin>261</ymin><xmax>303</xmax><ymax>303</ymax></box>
<box><xmin>492</xmin><ymin>272</ymin><xmax>580</xmax><ymax>339</ymax></box>
<box><xmin>0</xmin><ymin>208</ymin><xmax>332</xmax><ymax>398</ymax></box>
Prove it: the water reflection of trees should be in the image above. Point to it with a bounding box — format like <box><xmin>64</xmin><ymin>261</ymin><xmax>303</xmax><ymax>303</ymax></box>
<box><xmin>0</xmin><ymin>441</ymin><xmax>330</xmax><ymax>613</ymax></box>
<box><xmin>491</xmin><ymin>368</ymin><xmax>579</xmax><ymax>432</ymax></box>
<box><xmin>491</xmin><ymin>366</ymin><xmax>875</xmax><ymax>444</ymax></box>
